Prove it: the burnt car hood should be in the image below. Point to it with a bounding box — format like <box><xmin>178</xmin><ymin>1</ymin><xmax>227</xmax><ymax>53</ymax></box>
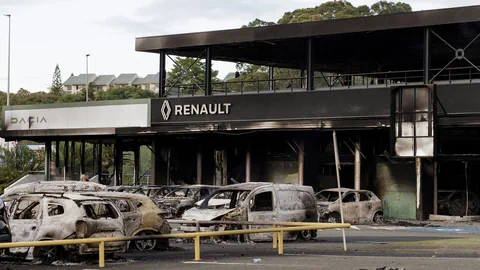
<box><xmin>182</xmin><ymin>208</ymin><xmax>235</xmax><ymax>221</ymax></box>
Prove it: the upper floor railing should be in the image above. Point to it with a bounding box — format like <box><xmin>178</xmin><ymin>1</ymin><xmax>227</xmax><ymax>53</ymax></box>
<box><xmin>163</xmin><ymin>66</ymin><xmax>480</xmax><ymax>97</ymax></box>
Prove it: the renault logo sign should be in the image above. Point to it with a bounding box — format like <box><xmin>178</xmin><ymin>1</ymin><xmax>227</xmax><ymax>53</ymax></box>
<box><xmin>160</xmin><ymin>100</ymin><xmax>232</xmax><ymax>121</ymax></box>
<box><xmin>161</xmin><ymin>100</ymin><xmax>172</xmax><ymax>120</ymax></box>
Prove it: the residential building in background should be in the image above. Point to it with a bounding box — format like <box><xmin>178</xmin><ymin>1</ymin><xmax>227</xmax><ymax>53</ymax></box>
<box><xmin>111</xmin><ymin>73</ymin><xmax>139</xmax><ymax>88</ymax></box>
<box><xmin>63</xmin><ymin>74</ymin><xmax>97</xmax><ymax>94</ymax></box>
<box><xmin>92</xmin><ymin>75</ymin><xmax>116</xmax><ymax>91</ymax></box>
<box><xmin>132</xmin><ymin>73</ymin><xmax>159</xmax><ymax>92</ymax></box>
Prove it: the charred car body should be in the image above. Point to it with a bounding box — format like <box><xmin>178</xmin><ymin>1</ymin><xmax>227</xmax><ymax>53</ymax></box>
<box><xmin>7</xmin><ymin>193</ymin><xmax>125</xmax><ymax>264</ymax></box>
<box><xmin>82</xmin><ymin>192</ymin><xmax>171</xmax><ymax>251</ymax></box>
<box><xmin>181</xmin><ymin>183</ymin><xmax>318</xmax><ymax>241</ymax></box>
<box><xmin>316</xmin><ymin>188</ymin><xmax>383</xmax><ymax>224</ymax></box>
<box><xmin>155</xmin><ymin>185</ymin><xmax>217</xmax><ymax>219</ymax></box>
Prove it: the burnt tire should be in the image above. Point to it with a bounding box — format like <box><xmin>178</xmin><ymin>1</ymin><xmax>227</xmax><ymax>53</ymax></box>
<box><xmin>299</xmin><ymin>230</ymin><xmax>313</xmax><ymax>240</ymax></box>
<box><xmin>33</xmin><ymin>245</ymin><xmax>59</xmax><ymax>265</ymax></box>
<box><xmin>134</xmin><ymin>231</ymin><xmax>157</xmax><ymax>252</ymax></box>
<box><xmin>373</xmin><ymin>212</ymin><xmax>384</xmax><ymax>224</ymax></box>
<box><xmin>327</xmin><ymin>212</ymin><xmax>341</xmax><ymax>223</ymax></box>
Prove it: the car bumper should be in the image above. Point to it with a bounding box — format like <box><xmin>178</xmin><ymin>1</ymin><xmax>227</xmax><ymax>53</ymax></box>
<box><xmin>180</xmin><ymin>225</ymin><xmax>215</xmax><ymax>232</ymax></box>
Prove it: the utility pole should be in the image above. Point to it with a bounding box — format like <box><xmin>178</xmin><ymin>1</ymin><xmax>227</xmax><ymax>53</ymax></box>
<box><xmin>86</xmin><ymin>54</ymin><xmax>90</xmax><ymax>102</ymax></box>
<box><xmin>4</xmin><ymin>14</ymin><xmax>11</xmax><ymax>106</ymax></box>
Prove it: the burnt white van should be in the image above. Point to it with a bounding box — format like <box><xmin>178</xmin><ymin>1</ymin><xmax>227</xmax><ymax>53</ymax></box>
<box><xmin>181</xmin><ymin>183</ymin><xmax>318</xmax><ymax>241</ymax></box>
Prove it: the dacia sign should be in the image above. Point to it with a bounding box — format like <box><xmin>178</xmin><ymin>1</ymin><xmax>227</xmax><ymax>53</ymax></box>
<box><xmin>11</xmin><ymin>116</ymin><xmax>47</xmax><ymax>124</ymax></box>
<box><xmin>4</xmin><ymin>101</ymin><xmax>150</xmax><ymax>131</ymax></box>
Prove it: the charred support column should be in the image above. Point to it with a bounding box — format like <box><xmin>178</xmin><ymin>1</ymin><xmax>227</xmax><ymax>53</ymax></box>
<box><xmin>97</xmin><ymin>141</ymin><xmax>103</xmax><ymax>182</ymax></box>
<box><xmin>71</xmin><ymin>141</ymin><xmax>76</xmax><ymax>179</ymax></box>
<box><xmin>196</xmin><ymin>146</ymin><xmax>202</xmax><ymax>184</ymax></box>
<box><xmin>354</xmin><ymin>139</ymin><xmax>361</xmax><ymax>191</ymax></box>
<box><xmin>298</xmin><ymin>140</ymin><xmax>304</xmax><ymax>185</ymax></box>
<box><xmin>306</xmin><ymin>38</ymin><xmax>314</xmax><ymax>91</ymax></box>
<box><xmin>269</xmin><ymin>67</ymin><xmax>274</xmax><ymax>91</ymax></box>
<box><xmin>159</xmin><ymin>50</ymin><xmax>166</xmax><ymax>97</ymax></box>
<box><xmin>64</xmin><ymin>141</ymin><xmax>69</xmax><ymax>178</ymax></box>
<box><xmin>222</xmin><ymin>149</ymin><xmax>228</xmax><ymax>186</ymax></box>
<box><xmin>433</xmin><ymin>160</ymin><xmax>438</xmax><ymax>215</ymax></box>
<box><xmin>416</xmin><ymin>158</ymin><xmax>423</xmax><ymax>220</ymax></box>
<box><xmin>133</xmin><ymin>145</ymin><xmax>140</xmax><ymax>185</ymax></box>
<box><xmin>205</xmin><ymin>46</ymin><xmax>212</xmax><ymax>96</ymax></box>
<box><xmin>114</xmin><ymin>140</ymin><xmax>123</xmax><ymax>186</ymax></box>
<box><xmin>80</xmin><ymin>141</ymin><xmax>86</xmax><ymax>175</ymax></box>
<box><xmin>423</xmin><ymin>27</ymin><xmax>431</xmax><ymax>84</ymax></box>
<box><xmin>44</xmin><ymin>141</ymin><xmax>52</xmax><ymax>181</ymax></box>
<box><xmin>151</xmin><ymin>139</ymin><xmax>168</xmax><ymax>185</ymax></box>
<box><xmin>55</xmin><ymin>141</ymin><xmax>60</xmax><ymax>169</ymax></box>
<box><xmin>300</xmin><ymin>70</ymin><xmax>305</xmax><ymax>89</ymax></box>
<box><xmin>246</xmin><ymin>147</ymin><xmax>251</xmax><ymax>183</ymax></box>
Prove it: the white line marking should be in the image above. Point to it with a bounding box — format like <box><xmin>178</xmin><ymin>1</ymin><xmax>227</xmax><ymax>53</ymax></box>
<box><xmin>184</xmin><ymin>261</ymin><xmax>326</xmax><ymax>268</ymax></box>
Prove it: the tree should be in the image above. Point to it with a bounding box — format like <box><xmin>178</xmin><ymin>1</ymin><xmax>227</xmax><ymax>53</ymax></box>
<box><xmin>0</xmin><ymin>144</ymin><xmax>45</xmax><ymax>192</ymax></box>
<box><xmin>50</xmin><ymin>64</ymin><xmax>63</xmax><ymax>95</ymax></box>
<box><xmin>242</xmin><ymin>18</ymin><xmax>276</xmax><ymax>28</ymax></box>
<box><xmin>167</xmin><ymin>57</ymin><xmax>221</xmax><ymax>94</ymax></box>
<box><xmin>96</xmin><ymin>86</ymin><xmax>155</xmax><ymax>101</ymax></box>
<box><xmin>371</xmin><ymin>1</ymin><xmax>412</xmax><ymax>15</ymax></box>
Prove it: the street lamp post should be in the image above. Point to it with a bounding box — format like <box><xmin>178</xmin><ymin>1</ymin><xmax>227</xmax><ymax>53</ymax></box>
<box><xmin>86</xmin><ymin>54</ymin><xmax>90</xmax><ymax>102</ymax></box>
<box><xmin>4</xmin><ymin>14</ymin><xmax>11</xmax><ymax>106</ymax></box>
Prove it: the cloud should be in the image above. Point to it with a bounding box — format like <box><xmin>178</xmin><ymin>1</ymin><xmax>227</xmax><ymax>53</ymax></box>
<box><xmin>100</xmin><ymin>0</ymin><xmax>321</xmax><ymax>35</ymax></box>
<box><xmin>100</xmin><ymin>15</ymin><xmax>156</xmax><ymax>36</ymax></box>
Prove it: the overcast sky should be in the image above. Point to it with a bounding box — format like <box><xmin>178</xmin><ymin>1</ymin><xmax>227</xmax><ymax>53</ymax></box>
<box><xmin>0</xmin><ymin>0</ymin><xmax>479</xmax><ymax>92</ymax></box>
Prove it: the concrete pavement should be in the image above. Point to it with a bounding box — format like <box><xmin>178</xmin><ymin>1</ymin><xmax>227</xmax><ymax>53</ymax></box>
<box><xmin>2</xmin><ymin>225</ymin><xmax>480</xmax><ymax>270</ymax></box>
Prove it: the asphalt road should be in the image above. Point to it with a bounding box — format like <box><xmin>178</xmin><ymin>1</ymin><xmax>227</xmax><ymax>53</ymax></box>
<box><xmin>2</xmin><ymin>225</ymin><xmax>480</xmax><ymax>270</ymax></box>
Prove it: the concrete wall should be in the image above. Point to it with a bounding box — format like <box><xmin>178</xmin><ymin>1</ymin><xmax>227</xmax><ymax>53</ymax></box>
<box><xmin>375</xmin><ymin>158</ymin><xmax>417</xmax><ymax>220</ymax></box>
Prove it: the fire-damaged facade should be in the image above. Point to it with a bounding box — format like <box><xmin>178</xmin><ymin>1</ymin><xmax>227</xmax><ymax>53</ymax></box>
<box><xmin>3</xmin><ymin>5</ymin><xmax>480</xmax><ymax>221</ymax></box>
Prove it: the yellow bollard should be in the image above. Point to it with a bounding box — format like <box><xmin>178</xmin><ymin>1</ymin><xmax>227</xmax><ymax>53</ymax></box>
<box><xmin>272</xmin><ymin>225</ymin><xmax>278</xmax><ymax>249</ymax></box>
<box><xmin>194</xmin><ymin>236</ymin><xmax>201</xmax><ymax>261</ymax></box>
<box><xmin>99</xmin><ymin>241</ymin><xmax>105</xmax><ymax>268</ymax></box>
<box><xmin>278</xmin><ymin>230</ymin><xmax>284</xmax><ymax>255</ymax></box>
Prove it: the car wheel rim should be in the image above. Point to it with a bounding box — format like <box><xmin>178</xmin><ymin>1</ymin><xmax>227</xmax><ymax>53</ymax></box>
<box><xmin>374</xmin><ymin>213</ymin><xmax>384</xmax><ymax>223</ymax></box>
<box><xmin>37</xmin><ymin>246</ymin><xmax>56</xmax><ymax>264</ymax></box>
<box><xmin>135</xmin><ymin>232</ymin><xmax>156</xmax><ymax>251</ymax></box>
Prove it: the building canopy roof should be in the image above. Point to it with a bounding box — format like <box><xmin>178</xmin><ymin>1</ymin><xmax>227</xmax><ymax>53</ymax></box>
<box><xmin>136</xmin><ymin>5</ymin><xmax>480</xmax><ymax>74</ymax></box>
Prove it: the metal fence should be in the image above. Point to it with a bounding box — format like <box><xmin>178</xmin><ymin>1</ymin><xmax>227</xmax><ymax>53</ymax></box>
<box><xmin>0</xmin><ymin>222</ymin><xmax>350</xmax><ymax>268</ymax></box>
<box><xmin>163</xmin><ymin>66</ymin><xmax>480</xmax><ymax>97</ymax></box>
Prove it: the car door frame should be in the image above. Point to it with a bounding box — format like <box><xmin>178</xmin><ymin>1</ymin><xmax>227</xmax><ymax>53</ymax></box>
<box><xmin>9</xmin><ymin>196</ymin><xmax>43</xmax><ymax>254</ymax></box>
<box><xmin>340</xmin><ymin>191</ymin><xmax>359</xmax><ymax>223</ymax></box>
<box><xmin>246</xmin><ymin>186</ymin><xmax>278</xmax><ymax>241</ymax></box>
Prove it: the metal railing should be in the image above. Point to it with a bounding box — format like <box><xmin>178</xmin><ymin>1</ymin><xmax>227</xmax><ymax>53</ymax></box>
<box><xmin>0</xmin><ymin>222</ymin><xmax>350</xmax><ymax>268</ymax></box>
<box><xmin>162</xmin><ymin>66</ymin><xmax>480</xmax><ymax>97</ymax></box>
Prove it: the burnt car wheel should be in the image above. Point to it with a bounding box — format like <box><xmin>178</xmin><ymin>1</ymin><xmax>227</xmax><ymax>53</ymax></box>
<box><xmin>300</xmin><ymin>230</ymin><xmax>313</xmax><ymax>240</ymax></box>
<box><xmin>373</xmin><ymin>212</ymin><xmax>384</xmax><ymax>223</ymax></box>
<box><xmin>327</xmin><ymin>212</ymin><xmax>341</xmax><ymax>223</ymax></box>
<box><xmin>33</xmin><ymin>245</ymin><xmax>58</xmax><ymax>265</ymax></box>
<box><xmin>134</xmin><ymin>231</ymin><xmax>157</xmax><ymax>252</ymax></box>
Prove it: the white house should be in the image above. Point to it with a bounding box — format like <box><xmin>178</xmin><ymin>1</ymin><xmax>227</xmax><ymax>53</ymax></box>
<box><xmin>63</xmin><ymin>74</ymin><xmax>97</xmax><ymax>94</ymax></box>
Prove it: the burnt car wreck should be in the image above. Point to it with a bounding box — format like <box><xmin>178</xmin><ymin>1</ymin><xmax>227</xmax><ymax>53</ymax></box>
<box><xmin>155</xmin><ymin>185</ymin><xmax>217</xmax><ymax>219</ymax></box>
<box><xmin>316</xmin><ymin>188</ymin><xmax>383</xmax><ymax>224</ymax></box>
<box><xmin>82</xmin><ymin>192</ymin><xmax>171</xmax><ymax>251</ymax></box>
<box><xmin>181</xmin><ymin>183</ymin><xmax>318</xmax><ymax>241</ymax></box>
<box><xmin>7</xmin><ymin>193</ymin><xmax>126</xmax><ymax>264</ymax></box>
